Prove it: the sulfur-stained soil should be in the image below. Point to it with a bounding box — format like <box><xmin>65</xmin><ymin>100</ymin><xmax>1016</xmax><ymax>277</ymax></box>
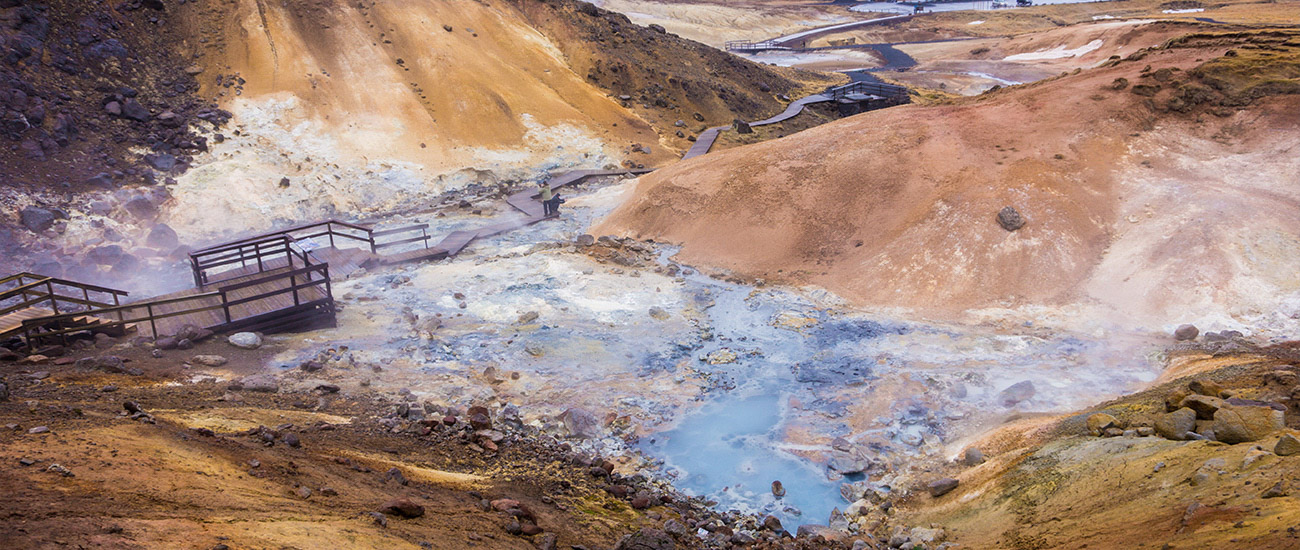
<box><xmin>3</xmin><ymin>333</ymin><xmax>858</xmax><ymax>549</ymax></box>
<box><xmin>895</xmin><ymin>344</ymin><xmax>1300</xmax><ymax>549</ymax></box>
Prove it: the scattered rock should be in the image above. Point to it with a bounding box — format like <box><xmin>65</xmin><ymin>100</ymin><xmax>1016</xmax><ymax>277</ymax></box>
<box><xmin>19</xmin><ymin>206</ymin><xmax>56</xmax><ymax>233</ymax></box>
<box><xmin>236</xmin><ymin>374</ymin><xmax>278</xmax><ymax>393</ymax></box>
<box><xmin>1274</xmin><ymin>434</ymin><xmax>1300</xmax><ymax>456</ymax></box>
<box><xmin>1174</xmin><ymin>324</ymin><xmax>1199</xmax><ymax>341</ymax></box>
<box><xmin>1189</xmin><ymin>379</ymin><xmax>1223</xmax><ymax>397</ymax></box>
<box><xmin>733</xmin><ymin>119</ymin><xmax>753</xmax><ymax>134</ymax></box>
<box><xmin>517</xmin><ymin>311</ymin><xmax>539</xmax><ymax>325</ymax></box>
<box><xmin>379</xmin><ymin>498</ymin><xmax>425</xmax><ymax>518</ymax></box>
<box><xmin>1087</xmin><ymin>413</ymin><xmax>1119</xmax><ymax>436</ymax></box>
<box><xmin>996</xmin><ymin>206</ymin><xmax>1026</xmax><ymax>231</ymax></box>
<box><xmin>227</xmin><ymin>332</ymin><xmax>262</xmax><ymax>349</ymax></box>
<box><xmin>1156</xmin><ymin>407</ymin><xmax>1197</xmax><ymax>440</ymax></box>
<box><xmin>283</xmin><ymin>432</ymin><xmax>301</xmax><ymax>448</ymax></box>
<box><xmin>191</xmin><ymin>355</ymin><xmax>228</xmax><ymax>367</ymax></box>
<box><xmin>615</xmin><ymin>528</ymin><xmax>677</xmax><ymax>550</ymax></box>
<box><xmin>963</xmin><ymin>447</ymin><xmax>985</xmax><ymax>466</ymax></box>
<box><xmin>295</xmin><ymin>486</ymin><xmax>312</xmax><ymax>499</ymax></box>
<box><xmin>927</xmin><ymin>477</ymin><xmax>959</xmax><ymax>497</ymax></box>
<box><xmin>648</xmin><ymin>306</ymin><xmax>669</xmax><ymax>320</ymax></box>
<box><xmin>1181</xmin><ymin>394</ymin><xmax>1226</xmax><ymax>420</ymax></box>
<box><xmin>795</xmin><ymin>524</ymin><xmax>845</xmax><ymax>542</ymax></box>
<box><xmin>771</xmin><ymin>480</ymin><xmax>785</xmax><ymax>497</ymax></box>
<box><xmin>575</xmin><ymin>234</ymin><xmax>596</xmax><ymax>246</ymax></box>
<box><xmin>28</xmin><ymin>426</ymin><xmax>49</xmax><ymax>434</ymax></box>
<box><xmin>1262</xmin><ymin>481</ymin><xmax>1287</xmax><ymax>498</ymax></box>
<box><xmin>559</xmin><ymin>407</ymin><xmax>601</xmax><ymax>439</ymax></box>
<box><xmin>999</xmin><ymin>380</ymin><xmax>1035</xmax><ymax>406</ymax></box>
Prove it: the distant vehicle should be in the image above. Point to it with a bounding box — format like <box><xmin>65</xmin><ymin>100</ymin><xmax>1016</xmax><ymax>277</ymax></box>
<box><xmin>992</xmin><ymin>1</ymin><xmax>1009</xmax><ymax>7</ymax></box>
<box><xmin>1017</xmin><ymin>0</ymin><xmax>1033</xmax><ymax>5</ymax></box>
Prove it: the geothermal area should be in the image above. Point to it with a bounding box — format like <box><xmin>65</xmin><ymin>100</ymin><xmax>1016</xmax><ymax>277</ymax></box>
<box><xmin>2</xmin><ymin>0</ymin><xmax>1300</xmax><ymax>548</ymax></box>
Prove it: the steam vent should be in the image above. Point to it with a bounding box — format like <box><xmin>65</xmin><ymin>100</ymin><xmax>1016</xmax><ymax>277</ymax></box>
<box><xmin>3</xmin><ymin>0</ymin><xmax>1300</xmax><ymax>548</ymax></box>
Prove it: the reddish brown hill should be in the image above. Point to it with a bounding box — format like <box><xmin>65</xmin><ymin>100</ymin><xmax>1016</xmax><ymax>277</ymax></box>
<box><xmin>596</xmin><ymin>30</ymin><xmax>1300</xmax><ymax>322</ymax></box>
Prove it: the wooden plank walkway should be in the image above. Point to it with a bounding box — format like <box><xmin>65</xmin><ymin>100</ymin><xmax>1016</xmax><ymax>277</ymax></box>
<box><xmin>0</xmin><ymin>307</ymin><xmax>55</xmax><ymax>339</ymax></box>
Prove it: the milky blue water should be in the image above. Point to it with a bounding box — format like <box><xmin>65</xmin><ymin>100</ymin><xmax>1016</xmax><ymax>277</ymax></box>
<box><xmin>639</xmin><ymin>393</ymin><xmax>847</xmax><ymax>529</ymax></box>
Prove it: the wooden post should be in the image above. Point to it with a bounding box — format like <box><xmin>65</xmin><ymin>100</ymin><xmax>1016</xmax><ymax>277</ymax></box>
<box><xmin>146</xmin><ymin>303</ymin><xmax>157</xmax><ymax>339</ymax></box>
<box><xmin>328</xmin><ymin>223</ymin><xmax>336</xmax><ymax>249</ymax></box>
<box><xmin>222</xmin><ymin>291</ymin><xmax>232</xmax><ymax>324</ymax></box>
<box><xmin>291</xmin><ymin>272</ymin><xmax>299</xmax><ymax>306</ymax></box>
<box><xmin>323</xmin><ymin>265</ymin><xmax>332</xmax><ymax>301</ymax></box>
<box><xmin>47</xmin><ymin>281</ymin><xmax>58</xmax><ymax>315</ymax></box>
<box><xmin>114</xmin><ymin>294</ymin><xmax>123</xmax><ymax>321</ymax></box>
<box><xmin>256</xmin><ymin>241</ymin><xmax>265</xmax><ymax>273</ymax></box>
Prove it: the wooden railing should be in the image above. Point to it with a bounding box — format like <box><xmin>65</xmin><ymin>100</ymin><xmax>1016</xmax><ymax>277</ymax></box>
<box><xmin>22</xmin><ymin>263</ymin><xmax>332</xmax><ymax>343</ymax></box>
<box><xmin>827</xmin><ymin>80</ymin><xmax>909</xmax><ymax>101</ymax></box>
<box><xmin>724</xmin><ymin>40</ymin><xmax>785</xmax><ymax>52</ymax></box>
<box><xmin>0</xmin><ymin>273</ymin><xmax>128</xmax><ymax>320</ymax></box>
<box><xmin>189</xmin><ymin>219</ymin><xmax>431</xmax><ymax>286</ymax></box>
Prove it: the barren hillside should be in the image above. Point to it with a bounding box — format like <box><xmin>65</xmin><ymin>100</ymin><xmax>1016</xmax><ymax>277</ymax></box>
<box><xmin>597</xmin><ymin>30</ymin><xmax>1300</xmax><ymax>327</ymax></box>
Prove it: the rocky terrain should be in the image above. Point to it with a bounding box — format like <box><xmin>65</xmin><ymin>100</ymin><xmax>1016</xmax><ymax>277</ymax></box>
<box><xmin>5</xmin><ymin>1</ymin><xmax>1300</xmax><ymax>549</ymax></box>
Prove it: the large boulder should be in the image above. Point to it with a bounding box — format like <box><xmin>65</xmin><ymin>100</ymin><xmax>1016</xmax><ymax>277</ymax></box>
<box><xmin>236</xmin><ymin>374</ymin><xmax>279</xmax><ymax>392</ymax></box>
<box><xmin>19</xmin><ymin>206</ymin><xmax>56</xmax><ymax>233</ymax></box>
<box><xmin>1155</xmin><ymin>407</ymin><xmax>1197</xmax><ymax>440</ymax></box>
<box><xmin>794</xmin><ymin>525</ymin><xmax>846</xmax><ymax>543</ymax></box>
<box><xmin>1180</xmin><ymin>394</ymin><xmax>1226</xmax><ymax>420</ymax></box>
<box><xmin>1213</xmin><ymin>406</ymin><xmax>1285</xmax><ymax>444</ymax></box>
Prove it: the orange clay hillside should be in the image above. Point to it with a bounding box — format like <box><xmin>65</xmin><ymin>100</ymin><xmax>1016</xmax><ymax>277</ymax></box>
<box><xmin>596</xmin><ymin>29</ymin><xmax>1300</xmax><ymax>325</ymax></box>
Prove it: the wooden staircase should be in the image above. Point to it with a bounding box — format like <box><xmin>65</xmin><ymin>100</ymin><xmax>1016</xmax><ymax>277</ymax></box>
<box><xmin>0</xmin><ymin>273</ymin><xmax>134</xmax><ymax>344</ymax></box>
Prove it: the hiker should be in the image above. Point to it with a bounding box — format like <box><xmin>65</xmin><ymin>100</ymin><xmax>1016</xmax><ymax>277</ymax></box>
<box><xmin>539</xmin><ymin>181</ymin><xmax>555</xmax><ymax>217</ymax></box>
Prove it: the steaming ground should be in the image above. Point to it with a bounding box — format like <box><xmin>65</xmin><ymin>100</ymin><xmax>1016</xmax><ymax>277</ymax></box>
<box><xmin>210</xmin><ymin>177</ymin><xmax>1176</xmax><ymax>527</ymax></box>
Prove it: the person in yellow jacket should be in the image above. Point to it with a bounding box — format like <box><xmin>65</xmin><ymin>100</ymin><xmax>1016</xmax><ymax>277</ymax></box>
<box><xmin>539</xmin><ymin>181</ymin><xmax>557</xmax><ymax>218</ymax></box>
<box><xmin>538</xmin><ymin>179</ymin><xmax>559</xmax><ymax>215</ymax></box>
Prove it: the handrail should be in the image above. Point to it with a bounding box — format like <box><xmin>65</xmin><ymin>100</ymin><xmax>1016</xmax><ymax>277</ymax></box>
<box><xmin>0</xmin><ymin>274</ymin><xmax>128</xmax><ymax>298</ymax></box>
<box><xmin>190</xmin><ymin>219</ymin><xmax>373</xmax><ymax>254</ymax></box>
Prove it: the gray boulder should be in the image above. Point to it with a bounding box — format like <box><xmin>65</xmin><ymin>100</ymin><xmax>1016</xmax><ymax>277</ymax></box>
<box><xmin>999</xmin><ymin>380</ymin><xmax>1035</xmax><ymax>406</ymax></box>
<box><xmin>559</xmin><ymin>407</ymin><xmax>601</xmax><ymax>439</ymax></box>
<box><xmin>19</xmin><ymin>206</ymin><xmax>56</xmax><ymax>233</ymax></box>
<box><xmin>1155</xmin><ymin>407</ymin><xmax>1197</xmax><ymax>440</ymax></box>
<box><xmin>146</xmin><ymin>224</ymin><xmax>179</xmax><ymax>249</ymax></box>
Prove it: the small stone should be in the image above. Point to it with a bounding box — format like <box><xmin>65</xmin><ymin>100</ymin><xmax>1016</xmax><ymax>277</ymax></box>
<box><xmin>28</xmin><ymin>426</ymin><xmax>49</xmax><ymax>434</ymax></box>
<box><xmin>517</xmin><ymin>311</ymin><xmax>539</xmax><ymax>325</ymax></box>
<box><xmin>227</xmin><ymin>332</ymin><xmax>262</xmax><ymax>349</ymax></box>
<box><xmin>1174</xmin><ymin>324</ymin><xmax>1199</xmax><ymax>341</ymax></box>
<box><xmin>614</xmin><ymin>528</ymin><xmax>675</xmax><ymax>549</ymax></box>
<box><xmin>1262</xmin><ymin>482</ymin><xmax>1287</xmax><ymax>498</ymax></box>
<box><xmin>648</xmin><ymin>306</ymin><xmax>670</xmax><ymax>320</ymax></box>
<box><xmin>191</xmin><ymin>355</ymin><xmax>228</xmax><ymax>367</ymax></box>
<box><xmin>927</xmin><ymin>477</ymin><xmax>959</xmax><ymax>497</ymax></box>
<box><xmin>963</xmin><ymin>447</ymin><xmax>985</xmax><ymax>466</ymax></box>
<box><xmin>771</xmin><ymin>480</ymin><xmax>785</xmax><ymax>497</ymax></box>
<box><xmin>295</xmin><ymin>486</ymin><xmax>312</xmax><ymax>499</ymax></box>
<box><xmin>282</xmin><ymin>432</ymin><xmax>301</xmax><ymax>448</ymax></box>
<box><xmin>996</xmin><ymin>206</ymin><xmax>1026</xmax><ymax>231</ymax></box>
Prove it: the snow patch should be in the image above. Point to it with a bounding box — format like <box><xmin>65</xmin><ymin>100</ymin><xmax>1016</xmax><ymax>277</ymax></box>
<box><xmin>1004</xmin><ymin>39</ymin><xmax>1103</xmax><ymax>61</ymax></box>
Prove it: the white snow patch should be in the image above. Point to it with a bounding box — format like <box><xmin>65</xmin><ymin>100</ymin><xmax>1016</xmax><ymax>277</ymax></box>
<box><xmin>968</xmin><ymin>20</ymin><xmax>986</xmax><ymax>25</ymax></box>
<box><xmin>1003</xmin><ymin>39</ymin><xmax>1103</xmax><ymax>61</ymax></box>
<box><xmin>1162</xmin><ymin>8</ymin><xmax>1204</xmax><ymax>13</ymax></box>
